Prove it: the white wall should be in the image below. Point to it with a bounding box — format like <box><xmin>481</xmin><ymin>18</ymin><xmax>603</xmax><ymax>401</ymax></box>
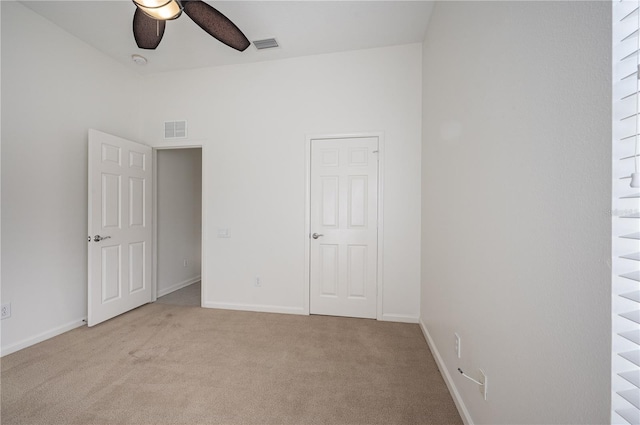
<box><xmin>420</xmin><ymin>2</ymin><xmax>611</xmax><ymax>424</ymax></box>
<box><xmin>1</xmin><ymin>2</ymin><xmax>142</xmax><ymax>354</ymax></box>
<box><xmin>157</xmin><ymin>149</ymin><xmax>202</xmax><ymax>297</ymax></box>
<box><xmin>0</xmin><ymin>2</ymin><xmax>615</xmax><ymax>421</ymax></box>
<box><xmin>140</xmin><ymin>44</ymin><xmax>423</xmax><ymax>320</ymax></box>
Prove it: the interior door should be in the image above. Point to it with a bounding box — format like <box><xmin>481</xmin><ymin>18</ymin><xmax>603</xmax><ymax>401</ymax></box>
<box><xmin>309</xmin><ymin>137</ymin><xmax>379</xmax><ymax>319</ymax></box>
<box><xmin>87</xmin><ymin>129</ymin><xmax>152</xmax><ymax>326</ymax></box>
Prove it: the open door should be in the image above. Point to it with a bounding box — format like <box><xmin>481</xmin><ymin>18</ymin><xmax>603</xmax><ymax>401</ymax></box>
<box><xmin>87</xmin><ymin>129</ymin><xmax>152</xmax><ymax>326</ymax></box>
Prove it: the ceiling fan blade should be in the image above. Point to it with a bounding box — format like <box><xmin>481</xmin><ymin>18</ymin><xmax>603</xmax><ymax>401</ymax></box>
<box><xmin>182</xmin><ymin>0</ymin><xmax>250</xmax><ymax>52</ymax></box>
<box><xmin>133</xmin><ymin>7</ymin><xmax>166</xmax><ymax>50</ymax></box>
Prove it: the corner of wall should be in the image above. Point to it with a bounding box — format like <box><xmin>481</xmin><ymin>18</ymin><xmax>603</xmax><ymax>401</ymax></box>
<box><xmin>418</xmin><ymin>318</ymin><xmax>473</xmax><ymax>425</ymax></box>
<box><xmin>1</xmin><ymin>318</ymin><xmax>86</xmax><ymax>357</ymax></box>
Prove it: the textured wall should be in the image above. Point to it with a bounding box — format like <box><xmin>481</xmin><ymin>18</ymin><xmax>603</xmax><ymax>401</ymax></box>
<box><xmin>420</xmin><ymin>2</ymin><xmax>611</xmax><ymax>423</ymax></box>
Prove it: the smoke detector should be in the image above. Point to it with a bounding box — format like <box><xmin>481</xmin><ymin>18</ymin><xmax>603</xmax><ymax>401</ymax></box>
<box><xmin>131</xmin><ymin>54</ymin><xmax>147</xmax><ymax>65</ymax></box>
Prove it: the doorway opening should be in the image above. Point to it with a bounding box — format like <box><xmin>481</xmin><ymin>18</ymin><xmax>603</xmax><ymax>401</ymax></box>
<box><xmin>154</xmin><ymin>147</ymin><xmax>203</xmax><ymax>307</ymax></box>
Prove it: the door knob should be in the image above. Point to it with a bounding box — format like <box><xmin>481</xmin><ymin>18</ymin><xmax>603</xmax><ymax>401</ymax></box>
<box><xmin>93</xmin><ymin>235</ymin><xmax>111</xmax><ymax>242</ymax></box>
<box><xmin>312</xmin><ymin>233</ymin><xmax>324</xmax><ymax>239</ymax></box>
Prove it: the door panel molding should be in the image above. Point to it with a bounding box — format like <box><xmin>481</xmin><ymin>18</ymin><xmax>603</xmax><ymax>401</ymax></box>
<box><xmin>304</xmin><ymin>133</ymin><xmax>384</xmax><ymax>319</ymax></box>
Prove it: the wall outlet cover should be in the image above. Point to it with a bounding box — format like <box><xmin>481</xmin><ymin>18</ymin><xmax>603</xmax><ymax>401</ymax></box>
<box><xmin>1</xmin><ymin>303</ymin><xmax>11</xmax><ymax>320</ymax></box>
<box><xmin>480</xmin><ymin>369</ymin><xmax>487</xmax><ymax>400</ymax></box>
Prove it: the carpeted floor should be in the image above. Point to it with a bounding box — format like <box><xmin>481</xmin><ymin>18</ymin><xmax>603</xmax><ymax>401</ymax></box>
<box><xmin>1</xmin><ymin>290</ymin><xmax>462</xmax><ymax>425</ymax></box>
<box><xmin>156</xmin><ymin>282</ymin><xmax>201</xmax><ymax>307</ymax></box>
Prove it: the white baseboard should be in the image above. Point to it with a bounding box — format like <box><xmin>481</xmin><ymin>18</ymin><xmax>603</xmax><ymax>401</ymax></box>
<box><xmin>381</xmin><ymin>313</ymin><xmax>419</xmax><ymax>323</ymax></box>
<box><xmin>1</xmin><ymin>317</ymin><xmax>86</xmax><ymax>357</ymax></box>
<box><xmin>203</xmin><ymin>301</ymin><xmax>306</xmax><ymax>316</ymax></box>
<box><xmin>157</xmin><ymin>276</ymin><xmax>201</xmax><ymax>298</ymax></box>
<box><xmin>419</xmin><ymin>318</ymin><xmax>473</xmax><ymax>425</ymax></box>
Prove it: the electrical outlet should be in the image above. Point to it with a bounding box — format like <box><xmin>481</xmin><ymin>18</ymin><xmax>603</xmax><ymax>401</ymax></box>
<box><xmin>254</xmin><ymin>277</ymin><xmax>261</xmax><ymax>287</ymax></box>
<box><xmin>454</xmin><ymin>333</ymin><xmax>461</xmax><ymax>358</ymax></box>
<box><xmin>1</xmin><ymin>303</ymin><xmax>11</xmax><ymax>320</ymax></box>
<box><xmin>183</xmin><ymin>259</ymin><xmax>188</xmax><ymax>267</ymax></box>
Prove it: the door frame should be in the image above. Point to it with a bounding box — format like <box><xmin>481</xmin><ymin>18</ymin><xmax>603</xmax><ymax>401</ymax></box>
<box><xmin>151</xmin><ymin>143</ymin><xmax>206</xmax><ymax>305</ymax></box>
<box><xmin>304</xmin><ymin>132</ymin><xmax>385</xmax><ymax>320</ymax></box>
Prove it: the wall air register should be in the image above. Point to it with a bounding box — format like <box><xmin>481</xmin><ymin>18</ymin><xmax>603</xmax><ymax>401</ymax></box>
<box><xmin>253</xmin><ymin>38</ymin><xmax>279</xmax><ymax>50</ymax></box>
<box><xmin>164</xmin><ymin>121</ymin><xmax>187</xmax><ymax>139</ymax></box>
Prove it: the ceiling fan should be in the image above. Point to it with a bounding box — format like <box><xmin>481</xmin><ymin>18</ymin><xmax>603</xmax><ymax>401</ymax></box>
<box><xmin>132</xmin><ymin>0</ymin><xmax>250</xmax><ymax>52</ymax></box>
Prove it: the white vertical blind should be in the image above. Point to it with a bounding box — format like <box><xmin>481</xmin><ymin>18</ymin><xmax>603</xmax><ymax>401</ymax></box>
<box><xmin>613</xmin><ymin>2</ymin><xmax>640</xmax><ymax>424</ymax></box>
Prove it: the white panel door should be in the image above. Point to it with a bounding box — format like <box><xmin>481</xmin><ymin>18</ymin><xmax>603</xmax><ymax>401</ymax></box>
<box><xmin>88</xmin><ymin>129</ymin><xmax>152</xmax><ymax>326</ymax></box>
<box><xmin>310</xmin><ymin>137</ymin><xmax>378</xmax><ymax>319</ymax></box>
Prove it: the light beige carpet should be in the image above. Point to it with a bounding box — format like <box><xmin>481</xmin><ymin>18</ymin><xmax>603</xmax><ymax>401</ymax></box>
<box><xmin>156</xmin><ymin>282</ymin><xmax>201</xmax><ymax>307</ymax></box>
<box><xmin>1</xmin><ymin>302</ymin><xmax>462</xmax><ymax>425</ymax></box>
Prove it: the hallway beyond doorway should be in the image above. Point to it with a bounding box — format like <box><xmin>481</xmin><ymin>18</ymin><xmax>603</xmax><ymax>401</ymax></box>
<box><xmin>155</xmin><ymin>282</ymin><xmax>200</xmax><ymax>307</ymax></box>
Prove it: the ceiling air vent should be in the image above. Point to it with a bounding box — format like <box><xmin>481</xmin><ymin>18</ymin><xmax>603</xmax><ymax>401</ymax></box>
<box><xmin>164</xmin><ymin>121</ymin><xmax>187</xmax><ymax>139</ymax></box>
<box><xmin>253</xmin><ymin>38</ymin><xmax>279</xmax><ymax>50</ymax></box>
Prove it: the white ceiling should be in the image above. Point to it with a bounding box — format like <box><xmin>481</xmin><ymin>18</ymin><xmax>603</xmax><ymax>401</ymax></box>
<box><xmin>20</xmin><ymin>0</ymin><xmax>434</xmax><ymax>75</ymax></box>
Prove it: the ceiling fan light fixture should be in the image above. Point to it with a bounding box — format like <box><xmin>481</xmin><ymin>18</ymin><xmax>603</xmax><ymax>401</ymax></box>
<box><xmin>134</xmin><ymin>0</ymin><xmax>171</xmax><ymax>8</ymax></box>
<box><xmin>133</xmin><ymin>0</ymin><xmax>183</xmax><ymax>20</ymax></box>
